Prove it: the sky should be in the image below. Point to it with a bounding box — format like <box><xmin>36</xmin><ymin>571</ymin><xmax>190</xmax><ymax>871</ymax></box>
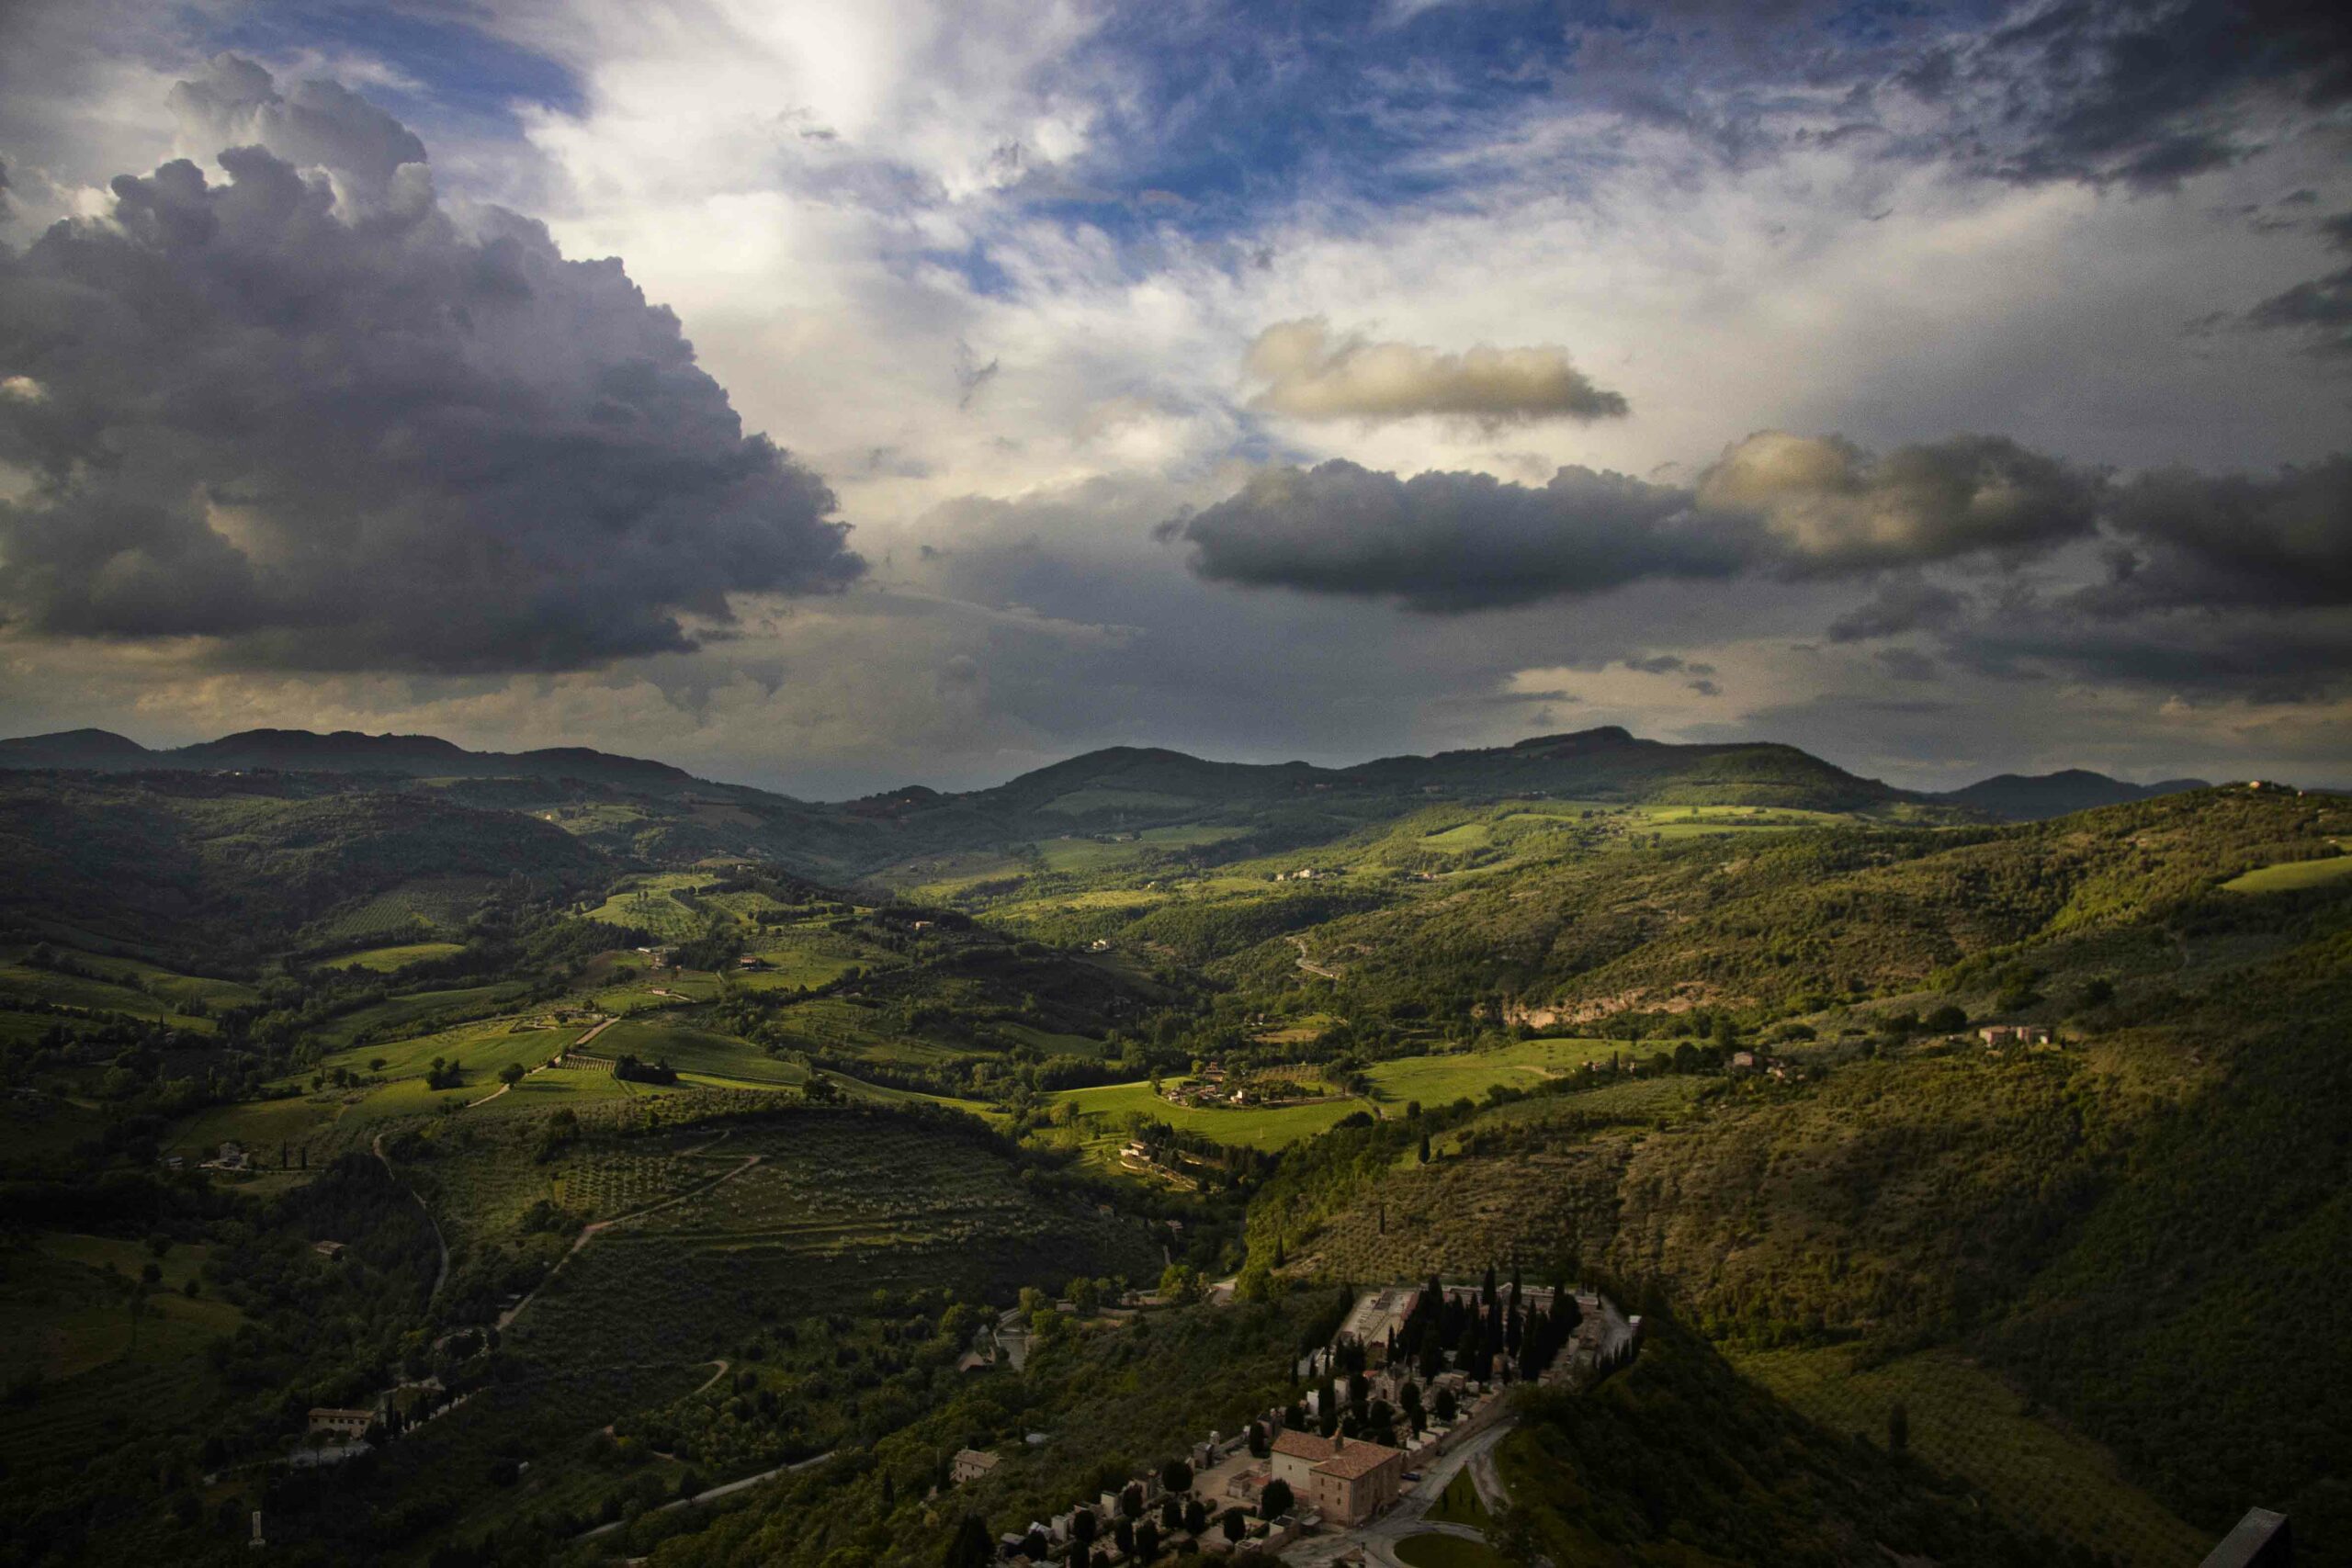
<box><xmin>0</xmin><ymin>0</ymin><xmax>2346</xmax><ymax>797</ymax></box>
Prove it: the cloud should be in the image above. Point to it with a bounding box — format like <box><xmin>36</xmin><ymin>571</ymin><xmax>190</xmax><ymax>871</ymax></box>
<box><xmin>1243</xmin><ymin>318</ymin><xmax>1630</xmax><ymax>427</ymax></box>
<box><xmin>0</xmin><ymin>57</ymin><xmax>861</xmax><ymax>674</ymax></box>
<box><xmin>1623</xmin><ymin>654</ymin><xmax>1716</xmax><ymax>675</ymax></box>
<box><xmin>165</xmin><ymin>52</ymin><xmax>427</xmax><ymax>216</ymax></box>
<box><xmin>2089</xmin><ymin>456</ymin><xmax>2352</xmax><ymax>612</ymax></box>
<box><xmin>1165</xmin><ymin>458</ymin><xmax>1742</xmax><ymax>611</ymax></box>
<box><xmin>1695</xmin><ymin>432</ymin><xmax>2103</xmax><ymax>573</ymax></box>
<box><xmin>1827</xmin><ymin>579</ymin><xmax>1968</xmax><ymax>642</ymax></box>
<box><xmin>2240</xmin><ymin>211</ymin><xmax>2352</xmax><ymax>356</ymax></box>
<box><xmin>1904</xmin><ymin>0</ymin><xmax>2352</xmax><ymax>191</ymax></box>
<box><xmin>1169</xmin><ymin>432</ymin><xmax>2100</xmax><ymax>611</ymax></box>
<box><xmin>1871</xmin><ymin>646</ymin><xmax>1940</xmax><ymax>682</ymax></box>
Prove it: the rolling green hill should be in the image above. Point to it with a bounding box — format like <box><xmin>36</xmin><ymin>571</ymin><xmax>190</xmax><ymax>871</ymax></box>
<box><xmin>2</xmin><ymin>729</ymin><xmax>2346</xmax><ymax>1567</ymax></box>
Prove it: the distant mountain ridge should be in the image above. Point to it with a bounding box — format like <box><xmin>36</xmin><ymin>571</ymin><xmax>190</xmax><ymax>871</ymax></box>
<box><xmin>1929</xmin><ymin>768</ymin><xmax>2211</xmax><ymax>821</ymax></box>
<box><xmin>0</xmin><ymin>726</ymin><xmax>699</xmax><ymax>793</ymax></box>
<box><xmin>0</xmin><ymin>725</ymin><xmax>2230</xmax><ymax>857</ymax></box>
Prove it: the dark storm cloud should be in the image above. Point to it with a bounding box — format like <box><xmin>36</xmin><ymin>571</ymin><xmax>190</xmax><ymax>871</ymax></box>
<box><xmin>0</xmin><ymin>57</ymin><xmax>861</xmax><ymax>674</ymax></box>
<box><xmin>1161</xmin><ymin>459</ymin><xmax>1744</xmax><ymax>613</ymax></box>
<box><xmin>1901</xmin><ymin>0</ymin><xmax>2352</xmax><ymax>190</ymax></box>
<box><xmin>1852</xmin><ymin>457</ymin><xmax>2352</xmax><ymax>701</ymax></box>
<box><xmin>2086</xmin><ymin>456</ymin><xmax>2352</xmax><ymax>612</ymax></box>
<box><xmin>1167</xmin><ymin>434</ymin><xmax>2101</xmax><ymax>612</ymax></box>
<box><xmin>2240</xmin><ymin>211</ymin><xmax>2352</xmax><ymax>357</ymax></box>
<box><xmin>1947</xmin><ymin>603</ymin><xmax>2352</xmax><ymax>701</ymax></box>
<box><xmin>1828</xmin><ymin>579</ymin><xmax>1969</xmax><ymax>642</ymax></box>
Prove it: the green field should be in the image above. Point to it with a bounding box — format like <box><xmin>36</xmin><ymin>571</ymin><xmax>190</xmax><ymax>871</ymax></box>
<box><xmin>0</xmin><ymin>959</ymin><xmax>217</xmax><ymax>1030</ymax></box>
<box><xmin>585</xmin><ymin>874</ymin><xmax>728</xmax><ymax>941</ymax></box>
<box><xmin>1394</xmin><ymin>1534</ymin><xmax>1511</xmax><ymax>1568</ymax></box>
<box><xmin>1363</xmin><ymin>1037</ymin><xmax>1619</xmax><ymax>1108</ymax></box>
<box><xmin>592</xmin><ymin>1018</ymin><xmax>808</xmax><ymax>1089</ymax></box>
<box><xmin>1418</xmin><ymin>821</ymin><xmax>1493</xmax><ymax>851</ymax></box>
<box><xmin>312</xmin><ymin>982</ymin><xmax>532</xmax><ymax>1047</ymax></box>
<box><xmin>2221</xmin><ymin>853</ymin><xmax>2352</xmax><ymax>894</ymax></box>
<box><xmin>1730</xmin><ymin>1343</ymin><xmax>2209</xmax><ymax>1568</ymax></box>
<box><xmin>1045</xmin><ymin>1077</ymin><xmax>1370</xmax><ymax>1154</ymax></box>
<box><xmin>54</xmin><ymin>952</ymin><xmax>260</xmax><ymax>1010</ymax></box>
<box><xmin>324</xmin><ymin>941</ymin><xmax>467</xmax><ymax>972</ymax></box>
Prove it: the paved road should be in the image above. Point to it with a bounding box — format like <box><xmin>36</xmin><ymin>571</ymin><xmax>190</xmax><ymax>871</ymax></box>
<box><xmin>1290</xmin><ymin>938</ymin><xmax>1340</xmax><ymax>981</ymax></box>
<box><xmin>572</xmin><ymin>1448</ymin><xmax>837</xmax><ymax>1540</ymax></box>
<box><xmin>1281</xmin><ymin>1418</ymin><xmax>1516</xmax><ymax>1567</ymax></box>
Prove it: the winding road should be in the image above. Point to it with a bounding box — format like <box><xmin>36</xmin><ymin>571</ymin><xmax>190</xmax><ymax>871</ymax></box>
<box><xmin>1280</xmin><ymin>1419</ymin><xmax>1518</xmax><ymax>1567</ymax></box>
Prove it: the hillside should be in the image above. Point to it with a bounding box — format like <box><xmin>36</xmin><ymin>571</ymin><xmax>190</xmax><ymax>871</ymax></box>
<box><xmin>1233</xmin><ymin>787</ymin><xmax>2352</xmax><ymax>1559</ymax></box>
<box><xmin>1</xmin><ymin>738</ymin><xmax>2345</xmax><ymax>1566</ymax></box>
<box><xmin>0</xmin><ymin>771</ymin><xmax>611</xmax><ymax>959</ymax></box>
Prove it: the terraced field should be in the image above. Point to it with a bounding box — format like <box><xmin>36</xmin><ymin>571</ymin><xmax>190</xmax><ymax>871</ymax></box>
<box><xmin>410</xmin><ymin>1122</ymin><xmax>731</xmax><ymax>1247</ymax></box>
<box><xmin>508</xmin><ymin>1111</ymin><xmax>1158</xmax><ymax>1362</ymax></box>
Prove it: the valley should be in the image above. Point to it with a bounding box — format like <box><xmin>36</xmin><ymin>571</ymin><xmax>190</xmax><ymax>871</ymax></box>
<box><xmin>0</xmin><ymin>728</ymin><xmax>2344</xmax><ymax>1567</ymax></box>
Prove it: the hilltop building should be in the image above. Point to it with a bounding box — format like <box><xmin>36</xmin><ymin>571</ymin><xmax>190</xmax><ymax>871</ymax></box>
<box><xmin>307</xmin><ymin>1407</ymin><xmax>374</xmax><ymax>1443</ymax></box>
<box><xmin>1268</xmin><ymin>1430</ymin><xmax>1405</xmax><ymax>1525</ymax></box>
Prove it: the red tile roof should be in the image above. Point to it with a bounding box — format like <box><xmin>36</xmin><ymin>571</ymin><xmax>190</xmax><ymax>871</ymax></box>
<box><xmin>1271</xmin><ymin>1429</ymin><xmax>1336</xmax><ymax>1462</ymax></box>
<box><xmin>1313</xmin><ymin>1440</ymin><xmax>1403</xmax><ymax>1481</ymax></box>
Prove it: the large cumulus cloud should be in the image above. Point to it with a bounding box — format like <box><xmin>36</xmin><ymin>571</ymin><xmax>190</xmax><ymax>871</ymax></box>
<box><xmin>1243</xmin><ymin>319</ymin><xmax>1630</xmax><ymax>428</ymax></box>
<box><xmin>0</xmin><ymin>57</ymin><xmax>861</xmax><ymax>674</ymax></box>
<box><xmin>1161</xmin><ymin>459</ymin><xmax>1738</xmax><ymax>612</ymax></box>
<box><xmin>1167</xmin><ymin>432</ymin><xmax>2101</xmax><ymax>611</ymax></box>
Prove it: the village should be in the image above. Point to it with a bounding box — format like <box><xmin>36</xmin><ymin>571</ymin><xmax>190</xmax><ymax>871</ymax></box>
<box><xmin>947</xmin><ymin>1275</ymin><xmax>1640</xmax><ymax>1565</ymax></box>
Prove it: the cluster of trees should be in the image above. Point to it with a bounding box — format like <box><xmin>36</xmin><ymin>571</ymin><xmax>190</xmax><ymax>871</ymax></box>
<box><xmin>1378</xmin><ymin>1266</ymin><xmax>1578</xmax><ymax>1393</ymax></box>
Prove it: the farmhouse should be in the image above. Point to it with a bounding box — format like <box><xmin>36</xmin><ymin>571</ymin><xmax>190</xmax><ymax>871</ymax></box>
<box><xmin>307</xmin><ymin>1407</ymin><xmax>374</xmax><ymax>1443</ymax></box>
<box><xmin>1268</xmin><ymin>1430</ymin><xmax>1405</xmax><ymax>1525</ymax></box>
<box><xmin>311</xmin><ymin>1240</ymin><xmax>345</xmax><ymax>1260</ymax></box>
<box><xmin>1978</xmin><ymin>1024</ymin><xmax>2052</xmax><ymax>1046</ymax></box>
<box><xmin>951</xmin><ymin>1448</ymin><xmax>1001</xmax><ymax>1485</ymax></box>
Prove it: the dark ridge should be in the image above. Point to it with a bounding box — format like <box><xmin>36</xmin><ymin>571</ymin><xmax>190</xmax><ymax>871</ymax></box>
<box><xmin>1934</xmin><ymin>769</ymin><xmax>2212</xmax><ymax>822</ymax></box>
